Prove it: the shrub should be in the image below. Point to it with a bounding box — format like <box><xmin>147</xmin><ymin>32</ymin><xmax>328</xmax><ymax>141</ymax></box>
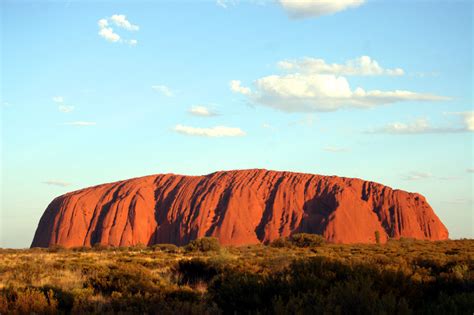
<box><xmin>185</xmin><ymin>237</ymin><xmax>221</xmax><ymax>252</ymax></box>
<box><xmin>85</xmin><ymin>263</ymin><xmax>158</xmax><ymax>295</ymax></box>
<box><xmin>48</xmin><ymin>244</ymin><xmax>66</xmax><ymax>253</ymax></box>
<box><xmin>175</xmin><ymin>258</ymin><xmax>223</xmax><ymax>285</ymax></box>
<box><xmin>270</xmin><ymin>237</ymin><xmax>292</xmax><ymax>248</ymax></box>
<box><xmin>41</xmin><ymin>286</ymin><xmax>75</xmax><ymax>312</ymax></box>
<box><xmin>289</xmin><ymin>233</ymin><xmax>326</xmax><ymax>247</ymax></box>
<box><xmin>152</xmin><ymin>243</ymin><xmax>180</xmax><ymax>253</ymax></box>
<box><xmin>270</xmin><ymin>233</ymin><xmax>326</xmax><ymax>248</ymax></box>
<box><xmin>0</xmin><ymin>287</ymin><xmax>58</xmax><ymax>314</ymax></box>
<box><xmin>91</xmin><ymin>243</ymin><xmax>109</xmax><ymax>251</ymax></box>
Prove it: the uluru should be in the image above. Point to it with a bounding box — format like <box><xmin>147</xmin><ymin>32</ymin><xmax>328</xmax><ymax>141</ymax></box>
<box><xmin>31</xmin><ymin>169</ymin><xmax>449</xmax><ymax>248</ymax></box>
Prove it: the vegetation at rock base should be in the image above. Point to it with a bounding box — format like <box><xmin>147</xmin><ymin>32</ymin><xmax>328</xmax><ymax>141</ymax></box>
<box><xmin>0</xmin><ymin>237</ymin><xmax>473</xmax><ymax>314</ymax></box>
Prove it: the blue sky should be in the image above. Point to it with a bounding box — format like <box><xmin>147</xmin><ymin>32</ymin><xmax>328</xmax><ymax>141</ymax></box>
<box><xmin>1</xmin><ymin>0</ymin><xmax>472</xmax><ymax>248</ymax></box>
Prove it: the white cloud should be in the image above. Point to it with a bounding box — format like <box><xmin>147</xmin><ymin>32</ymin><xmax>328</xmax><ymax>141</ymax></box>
<box><xmin>58</xmin><ymin>105</ymin><xmax>75</xmax><ymax>113</ymax></box>
<box><xmin>98</xmin><ymin>26</ymin><xmax>121</xmax><ymax>42</ymax></box>
<box><xmin>216</xmin><ymin>0</ymin><xmax>227</xmax><ymax>8</ymax></box>
<box><xmin>279</xmin><ymin>0</ymin><xmax>365</xmax><ymax>19</ymax></box>
<box><xmin>372</xmin><ymin>119</ymin><xmax>434</xmax><ymax>134</ymax></box>
<box><xmin>370</xmin><ymin>112</ymin><xmax>474</xmax><ymax>134</ymax></box>
<box><xmin>230</xmin><ymin>80</ymin><xmax>252</xmax><ymax>96</ymax></box>
<box><xmin>323</xmin><ymin>146</ymin><xmax>349</xmax><ymax>153</ymax></box>
<box><xmin>98</xmin><ymin>18</ymin><xmax>108</xmax><ymax>28</ymax></box>
<box><xmin>174</xmin><ymin>124</ymin><xmax>245</xmax><ymax>137</ymax></box>
<box><xmin>152</xmin><ymin>85</ymin><xmax>174</xmax><ymax>97</ymax></box>
<box><xmin>110</xmin><ymin>14</ymin><xmax>139</xmax><ymax>31</ymax></box>
<box><xmin>63</xmin><ymin>121</ymin><xmax>96</xmax><ymax>126</ymax></box>
<box><xmin>451</xmin><ymin>111</ymin><xmax>474</xmax><ymax>131</ymax></box>
<box><xmin>216</xmin><ymin>0</ymin><xmax>238</xmax><ymax>8</ymax></box>
<box><xmin>231</xmin><ymin>73</ymin><xmax>448</xmax><ymax>112</ymax></box>
<box><xmin>98</xmin><ymin>14</ymin><xmax>138</xmax><ymax>45</ymax></box>
<box><xmin>42</xmin><ymin>180</ymin><xmax>72</xmax><ymax>187</ymax></box>
<box><xmin>278</xmin><ymin>56</ymin><xmax>404</xmax><ymax>76</ymax></box>
<box><xmin>467</xmin><ymin>168</ymin><xmax>474</xmax><ymax>173</ymax></box>
<box><xmin>401</xmin><ymin>172</ymin><xmax>432</xmax><ymax>181</ymax></box>
<box><xmin>188</xmin><ymin>105</ymin><xmax>218</xmax><ymax>117</ymax></box>
<box><xmin>52</xmin><ymin>96</ymin><xmax>64</xmax><ymax>103</ymax></box>
<box><xmin>401</xmin><ymin>172</ymin><xmax>459</xmax><ymax>181</ymax></box>
<box><xmin>52</xmin><ymin>96</ymin><xmax>74</xmax><ymax>113</ymax></box>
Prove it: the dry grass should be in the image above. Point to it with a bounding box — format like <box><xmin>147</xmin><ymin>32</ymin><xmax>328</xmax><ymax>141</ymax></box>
<box><xmin>0</xmin><ymin>238</ymin><xmax>472</xmax><ymax>314</ymax></box>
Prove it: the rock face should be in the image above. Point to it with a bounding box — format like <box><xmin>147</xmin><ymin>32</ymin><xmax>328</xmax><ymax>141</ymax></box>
<box><xmin>31</xmin><ymin>169</ymin><xmax>449</xmax><ymax>248</ymax></box>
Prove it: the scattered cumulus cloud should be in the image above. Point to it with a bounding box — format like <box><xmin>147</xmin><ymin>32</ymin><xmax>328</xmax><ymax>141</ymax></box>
<box><xmin>152</xmin><ymin>85</ymin><xmax>174</xmax><ymax>97</ymax></box>
<box><xmin>230</xmin><ymin>57</ymin><xmax>448</xmax><ymax>113</ymax></box>
<box><xmin>230</xmin><ymin>80</ymin><xmax>252</xmax><ymax>96</ymax></box>
<box><xmin>216</xmin><ymin>0</ymin><xmax>237</xmax><ymax>8</ymax></box>
<box><xmin>278</xmin><ymin>56</ymin><xmax>404</xmax><ymax>76</ymax></box>
<box><xmin>58</xmin><ymin>105</ymin><xmax>75</xmax><ymax>113</ymax></box>
<box><xmin>63</xmin><ymin>121</ymin><xmax>96</xmax><ymax>126</ymax></box>
<box><xmin>370</xmin><ymin>119</ymin><xmax>436</xmax><ymax>134</ymax></box>
<box><xmin>110</xmin><ymin>14</ymin><xmax>139</xmax><ymax>31</ymax></box>
<box><xmin>467</xmin><ymin>168</ymin><xmax>474</xmax><ymax>173</ymax></box>
<box><xmin>188</xmin><ymin>105</ymin><xmax>218</xmax><ymax>117</ymax></box>
<box><xmin>174</xmin><ymin>124</ymin><xmax>245</xmax><ymax>137</ymax></box>
<box><xmin>98</xmin><ymin>25</ymin><xmax>121</xmax><ymax>42</ymax></box>
<box><xmin>401</xmin><ymin>171</ymin><xmax>458</xmax><ymax>181</ymax></box>
<box><xmin>42</xmin><ymin>180</ymin><xmax>72</xmax><ymax>187</ymax></box>
<box><xmin>52</xmin><ymin>96</ymin><xmax>64</xmax><ymax>103</ymax></box>
<box><xmin>215</xmin><ymin>0</ymin><xmax>364</xmax><ymax>18</ymax></box>
<box><xmin>448</xmin><ymin>111</ymin><xmax>474</xmax><ymax>131</ymax></box>
<box><xmin>279</xmin><ymin>0</ymin><xmax>365</xmax><ymax>19</ymax></box>
<box><xmin>52</xmin><ymin>96</ymin><xmax>74</xmax><ymax>113</ymax></box>
<box><xmin>231</xmin><ymin>73</ymin><xmax>447</xmax><ymax>112</ymax></box>
<box><xmin>98</xmin><ymin>14</ymin><xmax>138</xmax><ymax>45</ymax></box>
<box><xmin>401</xmin><ymin>172</ymin><xmax>432</xmax><ymax>181</ymax></box>
<box><xmin>369</xmin><ymin>112</ymin><xmax>473</xmax><ymax>134</ymax></box>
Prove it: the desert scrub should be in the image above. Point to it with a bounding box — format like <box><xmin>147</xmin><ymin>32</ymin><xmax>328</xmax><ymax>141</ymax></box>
<box><xmin>0</xmin><ymin>287</ymin><xmax>58</xmax><ymax>314</ymax></box>
<box><xmin>0</xmin><ymin>239</ymin><xmax>472</xmax><ymax>314</ymax></box>
<box><xmin>185</xmin><ymin>237</ymin><xmax>221</xmax><ymax>253</ymax></box>
<box><xmin>271</xmin><ymin>233</ymin><xmax>326</xmax><ymax>248</ymax></box>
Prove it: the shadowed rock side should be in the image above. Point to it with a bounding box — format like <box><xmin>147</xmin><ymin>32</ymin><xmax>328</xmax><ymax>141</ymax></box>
<box><xmin>31</xmin><ymin>169</ymin><xmax>449</xmax><ymax>248</ymax></box>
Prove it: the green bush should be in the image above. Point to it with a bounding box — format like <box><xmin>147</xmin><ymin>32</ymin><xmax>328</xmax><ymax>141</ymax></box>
<box><xmin>85</xmin><ymin>263</ymin><xmax>158</xmax><ymax>295</ymax></box>
<box><xmin>270</xmin><ymin>237</ymin><xmax>292</xmax><ymax>248</ymax></box>
<box><xmin>185</xmin><ymin>237</ymin><xmax>221</xmax><ymax>252</ymax></box>
<box><xmin>271</xmin><ymin>233</ymin><xmax>326</xmax><ymax>248</ymax></box>
<box><xmin>289</xmin><ymin>233</ymin><xmax>326</xmax><ymax>247</ymax></box>
<box><xmin>152</xmin><ymin>243</ymin><xmax>180</xmax><ymax>253</ymax></box>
